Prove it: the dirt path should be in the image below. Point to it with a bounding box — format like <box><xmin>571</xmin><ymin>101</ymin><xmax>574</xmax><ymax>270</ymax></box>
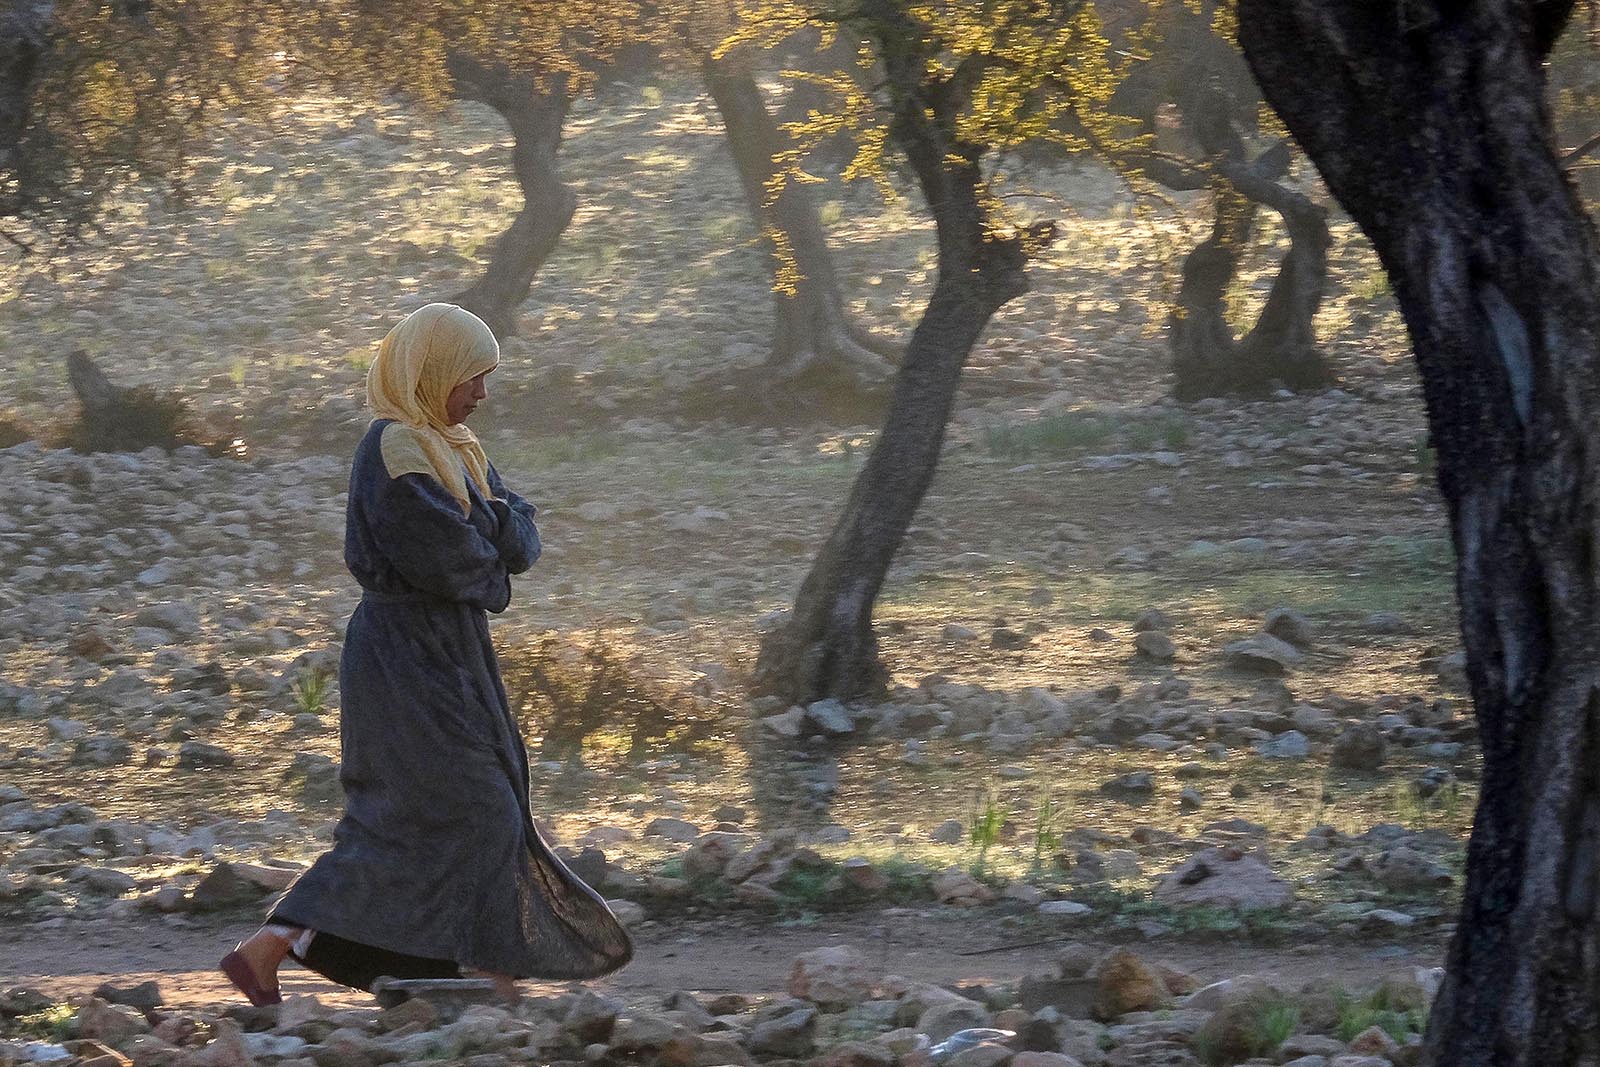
<box><xmin>2</xmin><ymin>912</ymin><xmax>1445</xmax><ymax>1010</ymax></box>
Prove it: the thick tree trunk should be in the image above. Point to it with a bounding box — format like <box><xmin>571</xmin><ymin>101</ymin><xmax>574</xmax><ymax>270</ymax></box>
<box><xmin>444</xmin><ymin>55</ymin><xmax>573</xmax><ymax>339</ymax></box>
<box><xmin>752</xmin><ymin>9</ymin><xmax>1030</xmax><ymax>704</ymax></box>
<box><xmin>1240</xmin><ymin>2</ymin><xmax>1600</xmax><ymax>1063</ymax></box>
<box><xmin>0</xmin><ymin>5</ymin><xmax>48</xmax><ymax>226</ymax></box>
<box><xmin>702</xmin><ymin>59</ymin><xmax>897</xmax><ymax>391</ymax></box>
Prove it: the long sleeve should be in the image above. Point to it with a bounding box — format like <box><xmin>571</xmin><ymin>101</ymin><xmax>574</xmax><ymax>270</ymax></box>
<box><xmin>487</xmin><ymin>463</ymin><xmax>541</xmax><ymax>575</ymax></box>
<box><xmin>368</xmin><ymin>472</ymin><xmax>513</xmax><ymax>613</ymax></box>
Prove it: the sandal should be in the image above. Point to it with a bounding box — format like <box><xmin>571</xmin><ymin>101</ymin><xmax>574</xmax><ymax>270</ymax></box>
<box><xmin>220</xmin><ymin>949</ymin><xmax>283</xmax><ymax>1006</ymax></box>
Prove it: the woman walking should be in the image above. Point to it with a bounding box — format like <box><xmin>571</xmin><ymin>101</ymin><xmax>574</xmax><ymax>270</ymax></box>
<box><xmin>220</xmin><ymin>304</ymin><xmax>632</xmax><ymax>1003</ymax></box>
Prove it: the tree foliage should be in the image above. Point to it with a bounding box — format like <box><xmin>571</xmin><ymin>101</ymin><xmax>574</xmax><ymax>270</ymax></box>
<box><xmin>0</xmin><ymin>0</ymin><xmax>284</xmax><ymax>247</ymax></box>
<box><xmin>724</xmin><ymin>0</ymin><xmax>1145</xmax><ymax>290</ymax></box>
<box><xmin>0</xmin><ymin>0</ymin><xmax>647</xmax><ymax>252</ymax></box>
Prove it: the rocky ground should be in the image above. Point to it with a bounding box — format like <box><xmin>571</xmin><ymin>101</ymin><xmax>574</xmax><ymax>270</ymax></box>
<box><xmin>3</xmin><ymin>83</ymin><xmax>1468</xmax><ymax>1067</ymax></box>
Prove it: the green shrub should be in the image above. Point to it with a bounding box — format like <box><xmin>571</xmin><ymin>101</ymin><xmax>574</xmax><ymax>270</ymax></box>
<box><xmin>1335</xmin><ymin>987</ymin><xmax>1428</xmax><ymax>1042</ymax></box>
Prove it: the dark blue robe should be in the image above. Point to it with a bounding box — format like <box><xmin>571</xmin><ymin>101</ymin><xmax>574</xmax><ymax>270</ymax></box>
<box><xmin>271</xmin><ymin>419</ymin><xmax>632</xmax><ymax>983</ymax></box>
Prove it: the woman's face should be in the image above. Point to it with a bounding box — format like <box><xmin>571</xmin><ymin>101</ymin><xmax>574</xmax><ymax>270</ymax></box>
<box><xmin>445</xmin><ymin>370</ymin><xmax>491</xmax><ymax>425</ymax></box>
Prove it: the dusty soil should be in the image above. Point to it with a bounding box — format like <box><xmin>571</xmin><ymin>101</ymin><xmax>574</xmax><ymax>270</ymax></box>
<box><xmin>2</xmin><ymin>910</ymin><xmax>1445</xmax><ymax>1010</ymax></box>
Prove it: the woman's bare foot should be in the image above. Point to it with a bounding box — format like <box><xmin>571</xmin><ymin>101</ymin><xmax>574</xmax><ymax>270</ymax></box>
<box><xmin>233</xmin><ymin>927</ymin><xmax>296</xmax><ymax>992</ymax></box>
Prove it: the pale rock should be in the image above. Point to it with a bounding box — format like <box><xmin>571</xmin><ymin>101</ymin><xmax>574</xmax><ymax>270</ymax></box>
<box><xmin>1222</xmin><ymin>633</ymin><xmax>1304</xmax><ymax>673</ymax></box>
<box><xmin>1153</xmin><ymin>847</ymin><xmax>1292</xmax><ymax>910</ymax></box>
<box><xmin>643</xmin><ymin>817</ymin><xmax>701</xmax><ymax>842</ymax></box>
<box><xmin>78</xmin><ymin>1000</ymin><xmax>152</xmax><ymax>1045</ymax></box>
<box><xmin>46</xmin><ymin>718</ymin><xmax>88</xmax><ymax>741</ymax></box>
<box><xmin>1262</xmin><ymin>608</ymin><xmax>1315</xmax><ymax>650</ymax></box>
<box><xmin>1346</xmin><ymin>1025</ymin><xmax>1401</xmax><ymax>1058</ymax></box>
<box><xmin>1255</xmin><ymin>730</ymin><xmax>1311</xmax><ymax>759</ymax></box>
<box><xmin>804</xmin><ymin>699</ymin><xmax>855</xmax><ymax>738</ymax></box>
<box><xmin>680</xmin><ymin>832</ymin><xmax>749</xmax><ymax>880</ymax></box>
<box><xmin>932</xmin><ymin>866</ymin><xmax>994</xmax><ymax>905</ymax></box>
<box><xmin>1038</xmin><ymin>900</ymin><xmax>1092</xmax><ymax>918</ymax></box>
<box><xmin>788</xmin><ymin>945</ymin><xmax>878</xmax><ymax>1007</ymax></box>
<box><xmin>185</xmin><ymin>1020</ymin><xmax>254</xmax><ymax>1067</ymax></box>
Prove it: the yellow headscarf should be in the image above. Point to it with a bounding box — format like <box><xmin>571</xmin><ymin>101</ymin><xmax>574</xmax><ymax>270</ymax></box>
<box><xmin>367</xmin><ymin>303</ymin><xmax>500</xmax><ymax>515</ymax></box>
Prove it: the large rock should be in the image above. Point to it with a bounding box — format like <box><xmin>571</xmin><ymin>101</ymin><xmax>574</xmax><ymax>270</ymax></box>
<box><xmin>932</xmin><ymin>867</ymin><xmax>994</xmax><ymax>905</ymax></box>
<box><xmin>918</xmin><ymin>998</ymin><xmax>991</xmax><ymax>1042</ymax></box>
<box><xmin>788</xmin><ymin>945</ymin><xmax>877</xmax><ymax>1008</ymax></box>
<box><xmin>1099</xmin><ymin>771</ymin><xmax>1155</xmax><ymax>800</ymax></box>
<box><xmin>643</xmin><ymin>817</ymin><xmax>702</xmax><ymax>843</ymax></box>
<box><xmin>186</xmin><ymin>1021</ymin><xmax>256</xmax><ymax>1067</ymax></box>
<box><xmin>563</xmin><ymin>990</ymin><xmax>622</xmax><ymax>1044</ymax></box>
<box><xmin>1346</xmin><ymin>1026</ymin><xmax>1400</xmax><ymax>1058</ymax></box>
<box><xmin>804</xmin><ymin>699</ymin><xmax>855</xmax><ymax>738</ymax></box>
<box><xmin>609</xmin><ymin>1014</ymin><xmax>683</xmax><ymax>1052</ymax></box>
<box><xmin>1371</xmin><ymin>846</ymin><xmax>1453</xmax><ymax>891</ymax></box>
<box><xmin>1262</xmin><ymin>608</ymin><xmax>1315</xmax><ymax>650</ymax></box>
<box><xmin>748</xmin><ymin>1006</ymin><xmax>816</xmax><ymax>1057</ymax></box>
<box><xmin>1133</xmin><ymin>632</ymin><xmax>1175</xmax><ymax>662</ymax></box>
<box><xmin>176</xmin><ymin>742</ymin><xmax>234</xmax><ymax>769</ymax></box>
<box><xmin>92</xmin><ymin>982</ymin><xmax>164</xmax><ymax>1012</ymax></box>
<box><xmin>77</xmin><ymin>1000</ymin><xmax>151</xmax><ymax>1045</ymax></box>
<box><xmin>1329</xmin><ymin>723</ymin><xmax>1387</xmax><ymax>772</ymax></box>
<box><xmin>1255</xmin><ymin>730</ymin><xmax>1311</xmax><ymax>759</ymax></box>
<box><xmin>680</xmin><ymin>832</ymin><xmax>749</xmax><ymax>881</ymax></box>
<box><xmin>1090</xmin><ymin>950</ymin><xmax>1172</xmax><ymax>1019</ymax></box>
<box><xmin>189</xmin><ymin>862</ymin><xmax>289</xmax><ymax>909</ymax></box>
<box><xmin>1153</xmin><ymin>847</ymin><xmax>1292</xmax><ymax>910</ymax></box>
<box><xmin>134</xmin><ymin>602</ymin><xmax>202</xmax><ymax>638</ymax></box>
<box><xmin>1222</xmin><ymin>634</ymin><xmax>1303</xmax><ymax>674</ymax></box>
<box><xmin>1187</xmin><ymin>987</ymin><xmax>1294</xmax><ymax>1065</ymax></box>
<box><xmin>1018</xmin><ymin>974</ymin><xmax>1099</xmax><ymax>1017</ymax></box>
<box><xmin>74</xmin><ymin>735</ymin><xmax>133</xmax><ymax>767</ymax></box>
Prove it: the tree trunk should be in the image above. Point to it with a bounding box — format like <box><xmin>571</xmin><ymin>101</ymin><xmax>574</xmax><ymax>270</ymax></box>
<box><xmin>1240</xmin><ymin>2</ymin><xmax>1600</xmax><ymax>1063</ymax></box>
<box><xmin>702</xmin><ymin>59</ymin><xmax>897</xmax><ymax>393</ymax></box>
<box><xmin>444</xmin><ymin>55</ymin><xmax>573</xmax><ymax>339</ymax></box>
<box><xmin>1167</xmin><ymin>86</ymin><xmax>1332</xmax><ymax>399</ymax></box>
<box><xmin>751</xmin><ymin>10</ymin><xmax>1031</xmax><ymax>705</ymax></box>
<box><xmin>1170</xmin><ymin>163</ymin><xmax>1333</xmax><ymax>398</ymax></box>
<box><xmin>0</xmin><ymin>5</ymin><xmax>48</xmax><ymax>227</ymax></box>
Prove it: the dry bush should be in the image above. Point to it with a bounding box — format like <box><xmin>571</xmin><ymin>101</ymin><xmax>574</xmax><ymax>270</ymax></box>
<box><xmin>0</xmin><ymin>412</ymin><xmax>34</xmax><ymax>449</ymax></box>
<box><xmin>498</xmin><ymin>630</ymin><xmax>728</xmax><ymax>764</ymax></box>
<box><xmin>64</xmin><ymin>350</ymin><xmax>241</xmax><ymax>456</ymax></box>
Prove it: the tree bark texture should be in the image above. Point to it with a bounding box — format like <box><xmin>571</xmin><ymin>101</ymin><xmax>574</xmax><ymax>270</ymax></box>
<box><xmin>751</xmin><ymin>6</ymin><xmax>1030</xmax><ymax>705</ymax></box>
<box><xmin>1240</xmin><ymin>2</ymin><xmax>1600</xmax><ymax>1063</ymax></box>
<box><xmin>702</xmin><ymin>59</ymin><xmax>897</xmax><ymax>391</ymax></box>
<box><xmin>445</xmin><ymin>54</ymin><xmax>573</xmax><ymax>339</ymax></box>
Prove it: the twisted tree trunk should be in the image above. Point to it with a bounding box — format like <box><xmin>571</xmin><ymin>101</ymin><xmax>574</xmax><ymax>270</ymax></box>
<box><xmin>1167</xmin><ymin>87</ymin><xmax>1332</xmax><ymax>399</ymax></box>
<box><xmin>703</xmin><ymin>58</ymin><xmax>897</xmax><ymax>393</ymax></box>
<box><xmin>445</xmin><ymin>54</ymin><xmax>572</xmax><ymax>339</ymax></box>
<box><xmin>752</xmin><ymin>9</ymin><xmax>1031</xmax><ymax>704</ymax></box>
<box><xmin>1240</xmin><ymin>2</ymin><xmax>1600</xmax><ymax>1063</ymax></box>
